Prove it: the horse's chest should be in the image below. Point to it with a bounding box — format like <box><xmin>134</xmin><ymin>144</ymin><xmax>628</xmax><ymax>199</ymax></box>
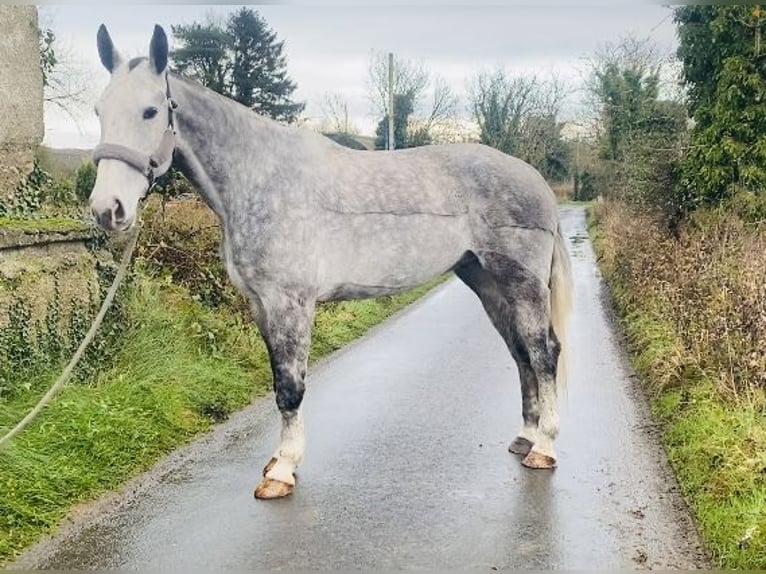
<box><xmin>222</xmin><ymin>235</ymin><xmax>250</xmax><ymax>294</ymax></box>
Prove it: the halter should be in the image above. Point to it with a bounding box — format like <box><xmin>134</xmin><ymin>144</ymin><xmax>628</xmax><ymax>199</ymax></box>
<box><xmin>92</xmin><ymin>73</ymin><xmax>178</xmax><ymax>189</ymax></box>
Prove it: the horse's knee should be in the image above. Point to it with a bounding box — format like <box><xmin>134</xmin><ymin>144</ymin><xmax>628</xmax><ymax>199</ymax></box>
<box><xmin>275</xmin><ymin>378</ymin><xmax>304</xmax><ymax>412</ymax></box>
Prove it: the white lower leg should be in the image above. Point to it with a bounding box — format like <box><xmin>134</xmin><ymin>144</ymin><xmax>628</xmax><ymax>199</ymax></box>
<box><xmin>517</xmin><ymin>422</ymin><xmax>540</xmax><ymax>444</ymax></box>
<box><xmin>266</xmin><ymin>410</ymin><xmax>304</xmax><ymax>485</ymax></box>
<box><xmin>531</xmin><ymin>387</ymin><xmax>559</xmax><ymax>458</ymax></box>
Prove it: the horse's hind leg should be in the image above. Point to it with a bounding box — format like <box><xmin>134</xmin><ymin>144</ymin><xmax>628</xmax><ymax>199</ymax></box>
<box><xmin>481</xmin><ymin>251</ymin><xmax>561</xmax><ymax>469</ymax></box>
<box><xmin>508</xmin><ymin>362</ymin><xmax>540</xmax><ymax>457</ymax></box>
<box><xmin>249</xmin><ymin>286</ymin><xmax>315</xmax><ymax>499</ymax></box>
<box><xmin>454</xmin><ymin>253</ymin><xmax>540</xmax><ymax>458</ymax></box>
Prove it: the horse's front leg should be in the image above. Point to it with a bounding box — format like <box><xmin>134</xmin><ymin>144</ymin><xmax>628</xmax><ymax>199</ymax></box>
<box><xmin>250</xmin><ymin>287</ymin><xmax>316</xmax><ymax>500</ymax></box>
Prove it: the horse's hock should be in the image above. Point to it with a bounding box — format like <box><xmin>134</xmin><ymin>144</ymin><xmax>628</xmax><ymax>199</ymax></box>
<box><xmin>0</xmin><ymin>6</ymin><xmax>44</xmax><ymax>200</ymax></box>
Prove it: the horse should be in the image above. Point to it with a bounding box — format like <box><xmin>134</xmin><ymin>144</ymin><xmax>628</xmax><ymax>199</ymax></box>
<box><xmin>89</xmin><ymin>25</ymin><xmax>574</xmax><ymax>499</ymax></box>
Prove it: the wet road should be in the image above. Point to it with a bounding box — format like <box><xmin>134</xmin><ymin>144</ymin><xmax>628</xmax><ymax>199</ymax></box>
<box><xmin>15</xmin><ymin>206</ymin><xmax>708</xmax><ymax>569</ymax></box>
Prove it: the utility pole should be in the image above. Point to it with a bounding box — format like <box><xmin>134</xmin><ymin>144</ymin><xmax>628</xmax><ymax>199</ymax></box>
<box><xmin>388</xmin><ymin>52</ymin><xmax>395</xmax><ymax>150</ymax></box>
<box><xmin>343</xmin><ymin>101</ymin><xmax>348</xmax><ymax>134</ymax></box>
<box><xmin>574</xmin><ymin>133</ymin><xmax>581</xmax><ymax>201</ymax></box>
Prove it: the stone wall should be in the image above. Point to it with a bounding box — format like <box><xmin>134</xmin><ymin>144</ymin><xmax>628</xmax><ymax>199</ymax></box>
<box><xmin>0</xmin><ymin>224</ymin><xmax>106</xmax><ymax>336</ymax></box>
<box><xmin>0</xmin><ymin>6</ymin><xmax>44</xmax><ymax>200</ymax></box>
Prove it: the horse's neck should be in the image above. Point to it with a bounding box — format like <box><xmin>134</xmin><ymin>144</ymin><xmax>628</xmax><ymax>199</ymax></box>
<box><xmin>170</xmin><ymin>75</ymin><xmax>281</xmax><ymax>219</ymax></box>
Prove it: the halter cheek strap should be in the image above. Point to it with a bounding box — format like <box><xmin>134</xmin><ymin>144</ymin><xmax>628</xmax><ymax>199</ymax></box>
<box><xmin>92</xmin><ymin>74</ymin><xmax>178</xmax><ymax>189</ymax></box>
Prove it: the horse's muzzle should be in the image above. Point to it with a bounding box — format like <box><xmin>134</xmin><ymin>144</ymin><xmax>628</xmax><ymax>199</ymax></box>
<box><xmin>91</xmin><ymin>197</ymin><xmax>128</xmax><ymax>232</ymax></box>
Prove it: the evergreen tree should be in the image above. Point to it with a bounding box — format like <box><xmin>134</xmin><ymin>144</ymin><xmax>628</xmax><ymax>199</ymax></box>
<box><xmin>594</xmin><ymin>61</ymin><xmax>661</xmax><ymax>161</ymax></box>
<box><xmin>675</xmin><ymin>6</ymin><xmax>766</xmax><ymax>211</ymax></box>
<box><xmin>227</xmin><ymin>8</ymin><xmax>304</xmax><ymax>121</ymax></box>
<box><xmin>171</xmin><ymin>22</ymin><xmax>230</xmax><ymax>95</ymax></box>
<box><xmin>171</xmin><ymin>8</ymin><xmax>305</xmax><ymax>123</ymax></box>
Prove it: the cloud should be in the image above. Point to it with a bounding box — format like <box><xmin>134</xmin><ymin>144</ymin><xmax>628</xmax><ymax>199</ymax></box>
<box><xmin>40</xmin><ymin>4</ymin><xmax>678</xmax><ymax>147</ymax></box>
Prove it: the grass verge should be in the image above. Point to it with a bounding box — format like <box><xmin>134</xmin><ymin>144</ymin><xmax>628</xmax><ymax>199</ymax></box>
<box><xmin>0</xmin><ymin>273</ymin><xmax>444</xmax><ymax>565</ymax></box>
<box><xmin>589</xmin><ymin>202</ymin><xmax>766</xmax><ymax>569</ymax></box>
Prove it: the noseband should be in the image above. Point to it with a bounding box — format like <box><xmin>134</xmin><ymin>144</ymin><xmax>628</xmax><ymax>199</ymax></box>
<box><xmin>92</xmin><ymin>73</ymin><xmax>177</xmax><ymax>189</ymax></box>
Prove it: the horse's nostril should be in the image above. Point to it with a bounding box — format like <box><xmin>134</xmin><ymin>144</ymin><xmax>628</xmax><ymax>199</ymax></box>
<box><xmin>91</xmin><ymin>207</ymin><xmax>108</xmax><ymax>229</ymax></box>
<box><xmin>113</xmin><ymin>199</ymin><xmax>125</xmax><ymax>223</ymax></box>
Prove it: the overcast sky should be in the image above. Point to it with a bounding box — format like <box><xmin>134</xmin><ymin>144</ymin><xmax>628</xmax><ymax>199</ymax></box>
<box><xmin>39</xmin><ymin>3</ymin><xmax>678</xmax><ymax>149</ymax></box>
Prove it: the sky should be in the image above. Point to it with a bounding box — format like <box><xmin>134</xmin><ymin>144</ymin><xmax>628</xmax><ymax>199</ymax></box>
<box><xmin>38</xmin><ymin>3</ymin><xmax>679</xmax><ymax>149</ymax></box>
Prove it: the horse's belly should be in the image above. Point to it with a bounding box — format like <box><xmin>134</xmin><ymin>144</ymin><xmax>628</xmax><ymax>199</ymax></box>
<box><xmin>316</xmin><ymin>213</ymin><xmax>470</xmax><ymax>301</ymax></box>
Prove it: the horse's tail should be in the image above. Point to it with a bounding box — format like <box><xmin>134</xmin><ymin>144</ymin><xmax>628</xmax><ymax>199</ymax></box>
<box><xmin>550</xmin><ymin>222</ymin><xmax>574</xmax><ymax>391</ymax></box>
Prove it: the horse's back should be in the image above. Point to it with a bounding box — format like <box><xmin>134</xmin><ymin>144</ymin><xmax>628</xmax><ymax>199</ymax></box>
<box><xmin>314</xmin><ymin>142</ymin><xmax>558</xmax><ymax>235</ymax></box>
<box><xmin>315</xmin><ymin>143</ymin><xmax>471</xmax><ymax>218</ymax></box>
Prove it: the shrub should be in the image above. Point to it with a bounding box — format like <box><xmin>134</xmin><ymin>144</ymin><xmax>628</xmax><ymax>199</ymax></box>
<box><xmin>74</xmin><ymin>161</ymin><xmax>97</xmax><ymax>204</ymax></box>
<box><xmin>47</xmin><ymin>178</ymin><xmax>75</xmax><ymax>207</ymax></box>
<box><xmin>0</xmin><ymin>161</ymin><xmax>52</xmax><ymax>217</ymax></box>
<box><xmin>153</xmin><ymin>168</ymin><xmax>197</xmax><ymax>201</ymax></box>
<box><xmin>592</xmin><ymin>200</ymin><xmax>766</xmax><ymax>399</ymax></box>
<box><xmin>138</xmin><ymin>197</ymin><xmax>243</xmax><ymax>311</ymax></box>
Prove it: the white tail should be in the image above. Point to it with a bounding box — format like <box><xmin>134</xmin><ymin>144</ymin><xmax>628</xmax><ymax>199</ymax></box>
<box><xmin>550</xmin><ymin>223</ymin><xmax>574</xmax><ymax>391</ymax></box>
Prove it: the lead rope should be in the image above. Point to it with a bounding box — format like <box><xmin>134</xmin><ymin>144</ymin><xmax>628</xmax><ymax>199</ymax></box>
<box><xmin>0</xmin><ymin>223</ymin><xmax>141</xmax><ymax>450</ymax></box>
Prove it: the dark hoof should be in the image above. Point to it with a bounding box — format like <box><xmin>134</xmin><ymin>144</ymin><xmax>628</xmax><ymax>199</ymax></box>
<box><xmin>262</xmin><ymin>457</ymin><xmax>278</xmax><ymax>477</ymax></box>
<box><xmin>508</xmin><ymin>436</ymin><xmax>534</xmax><ymax>456</ymax></box>
<box><xmin>254</xmin><ymin>477</ymin><xmax>294</xmax><ymax>499</ymax></box>
<box><xmin>521</xmin><ymin>450</ymin><xmax>557</xmax><ymax>469</ymax></box>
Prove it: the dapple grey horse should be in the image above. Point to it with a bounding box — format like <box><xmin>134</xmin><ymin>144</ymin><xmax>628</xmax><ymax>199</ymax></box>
<box><xmin>89</xmin><ymin>25</ymin><xmax>573</xmax><ymax>499</ymax></box>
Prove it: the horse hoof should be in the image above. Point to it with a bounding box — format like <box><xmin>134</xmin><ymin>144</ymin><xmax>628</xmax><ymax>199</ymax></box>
<box><xmin>508</xmin><ymin>436</ymin><xmax>534</xmax><ymax>456</ymax></box>
<box><xmin>254</xmin><ymin>477</ymin><xmax>294</xmax><ymax>499</ymax></box>
<box><xmin>521</xmin><ymin>450</ymin><xmax>557</xmax><ymax>469</ymax></box>
<box><xmin>262</xmin><ymin>457</ymin><xmax>278</xmax><ymax>477</ymax></box>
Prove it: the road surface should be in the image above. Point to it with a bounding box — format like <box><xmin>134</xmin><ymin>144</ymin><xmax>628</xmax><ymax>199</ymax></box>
<box><xmin>15</xmin><ymin>206</ymin><xmax>708</xmax><ymax>569</ymax></box>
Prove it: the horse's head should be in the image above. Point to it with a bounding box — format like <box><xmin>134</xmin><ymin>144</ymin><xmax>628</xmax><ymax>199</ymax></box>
<box><xmin>90</xmin><ymin>24</ymin><xmax>175</xmax><ymax>232</ymax></box>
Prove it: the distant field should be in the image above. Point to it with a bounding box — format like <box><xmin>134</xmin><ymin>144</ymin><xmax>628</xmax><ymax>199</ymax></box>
<box><xmin>38</xmin><ymin>147</ymin><xmax>92</xmax><ymax>179</ymax></box>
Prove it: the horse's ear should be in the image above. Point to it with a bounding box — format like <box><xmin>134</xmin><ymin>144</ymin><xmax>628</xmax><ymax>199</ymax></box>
<box><xmin>97</xmin><ymin>24</ymin><xmax>122</xmax><ymax>73</ymax></box>
<box><xmin>149</xmin><ymin>25</ymin><xmax>168</xmax><ymax>75</ymax></box>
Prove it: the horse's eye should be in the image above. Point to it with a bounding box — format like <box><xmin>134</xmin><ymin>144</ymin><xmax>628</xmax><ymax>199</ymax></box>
<box><xmin>143</xmin><ymin>107</ymin><xmax>159</xmax><ymax>120</ymax></box>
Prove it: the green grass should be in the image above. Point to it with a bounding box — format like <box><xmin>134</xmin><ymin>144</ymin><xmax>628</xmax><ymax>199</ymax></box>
<box><xmin>655</xmin><ymin>386</ymin><xmax>766</xmax><ymax>568</ymax></box>
<box><xmin>0</xmin><ymin>217</ymin><xmax>88</xmax><ymax>234</ymax></box>
<box><xmin>589</xmin><ymin>207</ymin><xmax>766</xmax><ymax>569</ymax></box>
<box><xmin>614</xmin><ymin>302</ymin><xmax>766</xmax><ymax>568</ymax></box>
<box><xmin>0</xmin><ymin>274</ymin><xmax>445</xmax><ymax>565</ymax></box>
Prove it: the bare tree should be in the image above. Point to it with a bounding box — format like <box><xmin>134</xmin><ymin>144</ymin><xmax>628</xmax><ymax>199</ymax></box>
<box><xmin>578</xmin><ymin>34</ymin><xmax>687</xmax><ymax>205</ymax></box>
<box><xmin>320</xmin><ymin>92</ymin><xmax>357</xmax><ymax>134</ymax></box>
<box><xmin>580</xmin><ymin>34</ymin><xmax>679</xmax><ymax>143</ymax></box>
<box><xmin>518</xmin><ymin>74</ymin><xmax>568</xmax><ymax>170</ymax></box>
<box><xmin>38</xmin><ymin>23</ymin><xmax>91</xmax><ymax>122</ymax></box>
<box><xmin>468</xmin><ymin>68</ymin><xmax>570</xmax><ymax>179</ymax></box>
<box><xmin>468</xmin><ymin>69</ymin><xmax>566</xmax><ymax>153</ymax></box>
<box><xmin>367</xmin><ymin>51</ymin><xmax>457</xmax><ymax>146</ymax></box>
<box><xmin>367</xmin><ymin>52</ymin><xmax>428</xmax><ymax>117</ymax></box>
<box><xmin>421</xmin><ymin>76</ymin><xmax>458</xmax><ymax>133</ymax></box>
